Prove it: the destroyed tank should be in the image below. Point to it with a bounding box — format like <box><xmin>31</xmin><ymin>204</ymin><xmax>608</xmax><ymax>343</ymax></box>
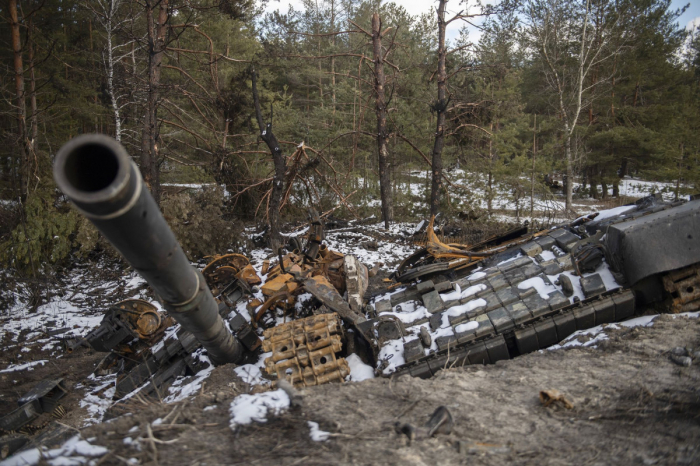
<box><xmin>376</xmin><ymin>194</ymin><xmax>700</xmax><ymax>378</ymax></box>
<box><xmin>49</xmin><ymin>134</ymin><xmax>700</xmax><ymax>386</ymax></box>
<box><xmin>2</xmin><ymin>134</ymin><xmax>698</xmax><ymax>460</ymax></box>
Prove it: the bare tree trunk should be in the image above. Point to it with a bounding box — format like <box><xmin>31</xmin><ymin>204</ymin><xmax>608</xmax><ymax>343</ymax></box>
<box><xmin>564</xmin><ymin>132</ymin><xmax>573</xmax><ymax>208</ymax></box>
<box><xmin>104</xmin><ymin>0</ymin><xmax>123</xmax><ymax>141</ymax></box>
<box><xmin>28</xmin><ymin>19</ymin><xmax>38</xmax><ymax>153</ymax></box>
<box><xmin>142</xmin><ymin>0</ymin><xmax>168</xmax><ymax>204</ymax></box>
<box><xmin>429</xmin><ymin>0</ymin><xmax>448</xmax><ymax>218</ymax></box>
<box><xmin>487</xmin><ymin>129</ymin><xmax>493</xmax><ymax>217</ymax></box>
<box><xmin>371</xmin><ymin>12</ymin><xmax>392</xmax><ymax>228</ymax></box>
<box><xmin>530</xmin><ymin>114</ymin><xmax>536</xmax><ymax>219</ymax></box>
<box><xmin>222</xmin><ymin>119</ymin><xmax>229</xmax><ymax>149</ymax></box>
<box><xmin>9</xmin><ymin>0</ymin><xmax>27</xmax><ymax>200</ymax></box>
<box><xmin>330</xmin><ymin>0</ymin><xmax>336</xmax><ymax>121</ymax></box>
<box><xmin>316</xmin><ymin>0</ymin><xmax>323</xmax><ymax>108</ymax></box>
<box><xmin>252</xmin><ymin>70</ymin><xmax>286</xmax><ymax>250</ymax></box>
<box><xmin>675</xmin><ymin>144</ymin><xmax>683</xmax><ymax>201</ymax></box>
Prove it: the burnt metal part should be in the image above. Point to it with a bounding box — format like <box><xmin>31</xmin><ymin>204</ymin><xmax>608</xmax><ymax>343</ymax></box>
<box><xmin>229</xmin><ymin>313</ymin><xmax>262</xmax><ymax>351</ymax></box>
<box><xmin>403</xmin><ymin>338</ymin><xmax>424</xmax><ymax>363</ymax></box>
<box><xmin>573</xmin><ymin>305</ymin><xmax>596</xmax><ymax>329</ymax></box>
<box><xmin>54</xmin><ymin>135</ymin><xmax>242</xmax><ymax>365</ymax></box>
<box><xmin>422</xmin><ymin>290</ymin><xmax>444</xmax><ymax>314</ymax></box>
<box><xmin>580</xmin><ymin>274</ymin><xmax>606</xmax><ymax>298</ymax></box>
<box><xmin>514</xmin><ymin>327</ymin><xmax>539</xmax><ymax>354</ymax></box>
<box><xmin>485</xmin><ymin>335</ymin><xmax>510</xmax><ymax>363</ymax></box>
<box><xmin>552</xmin><ymin>312</ymin><xmax>577</xmax><ymax>341</ymax></box>
<box><xmin>604</xmin><ymin>199</ymin><xmax>700</xmax><ymax>286</ymax></box>
<box><xmin>521</xmin><ymin>242</ymin><xmax>543</xmax><ymax>257</ymax></box>
<box><xmin>533</xmin><ymin>319</ymin><xmax>559</xmax><ymax>348</ymax></box>
<box><xmin>0</xmin><ymin>434</ymin><xmax>29</xmax><ymax>458</ymax></box>
<box><xmin>374</xmin><ymin>300</ymin><xmax>392</xmax><ymax>314</ymax></box>
<box><xmin>395</xmin><ymin>406</ymin><xmax>453</xmax><ymax>442</ymax></box>
<box><xmin>262</xmin><ymin>314</ymin><xmax>350</xmax><ymax>387</ymax></box>
<box><xmin>573</xmin><ymin>243</ymin><xmax>605</xmax><ymax>274</ymax></box>
<box><xmin>0</xmin><ymin>379</ymin><xmax>68</xmax><ymax>433</ymax></box>
<box><xmin>661</xmin><ymin>264</ymin><xmax>700</xmax><ymax>313</ymax></box>
<box><xmin>303</xmin><ymin>208</ymin><xmax>325</xmax><ymax>262</ymax></box>
<box><xmin>344</xmin><ymin>255</ymin><xmax>369</xmax><ymax>312</ymax></box>
<box><xmin>303</xmin><ymin>275</ymin><xmax>366</xmax><ymax>326</ymax></box>
<box><xmin>85</xmin><ymin>300</ymin><xmax>170</xmax><ymax>353</ymax></box>
<box><xmin>535</xmin><ymin>236</ymin><xmax>557</xmax><ymax>251</ymax></box>
<box><xmin>558</xmin><ymin>274</ymin><xmax>575</xmax><ymax>297</ymax></box>
<box><xmin>548</xmin><ymin>228</ymin><xmax>580</xmax><ymax>251</ymax></box>
<box><xmin>113</xmin><ymin>327</ymin><xmax>202</xmax><ymax>399</ymax></box>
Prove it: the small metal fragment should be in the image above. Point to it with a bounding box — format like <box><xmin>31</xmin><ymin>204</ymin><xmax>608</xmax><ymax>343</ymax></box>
<box><xmin>419</xmin><ymin>326</ymin><xmax>432</xmax><ymax>348</ymax></box>
<box><xmin>558</xmin><ymin>274</ymin><xmax>574</xmax><ymax>297</ymax></box>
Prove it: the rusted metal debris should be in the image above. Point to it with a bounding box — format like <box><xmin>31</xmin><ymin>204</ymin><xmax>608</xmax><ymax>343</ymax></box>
<box><xmin>52</xmin><ymin>204</ymin><xmax>373</xmax><ymax>414</ymax></box>
<box><xmin>662</xmin><ymin>264</ymin><xmax>700</xmax><ymax>313</ymax></box>
<box><xmin>262</xmin><ymin>314</ymin><xmax>350</xmax><ymax>387</ymax></box>
<box><xmin>395</xmin><ymin>406</ymin><xmax>454</xmax><ymax>442</ymax></box>
<box><xmin>0</xmin><ymin>378</ymin><xmax>68</xmax><ymax>456</ymax></box>
<box><xmin>395</xmin><ymin>217</ymin><xmax>529</xmax><ymax>283</ymax></box>
<box><xmin>539</xmin><ymin>389</ymin><xmax>574</xmax><ymax>409</ymax></box>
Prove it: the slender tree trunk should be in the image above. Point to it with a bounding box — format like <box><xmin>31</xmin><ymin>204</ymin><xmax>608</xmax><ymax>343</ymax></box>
<box><xmin>222</xmin><ymin>119</ymin><xmax>229</xmax><ymax>149</ymax></box>
<box><xmin>9</xmin><ymin>0</ymin><xmax>27</xmax><ymax>200</ymax></box>
<box><xmin>675</xmin><ymin>144</ymin><xmax>683</xmax><ymax>201</ymax></box>
<box><xmin>330</xmin><ymin>0</ymin><xmax>336</xmax><ymax>122</ymax></box>
<box><xmin>530</xmin><ymin>114</ymin><xmax>536</xmax><ymax>220</ymax></box>
<box><xmin>28</xmin><ymin>19</ymin><xmax>38</xmax><ymax>153</ymax></box>
<box><xmin>372</xmin><ymin>12</ymin><xmax>392</xmax><ymax>228</ymax></box>
<box><xmin>316</xmin><ymin>1</ymin><xmax>323</xmax><ymax>108</ymax></box>
<box><xmin>142</xmin><ymin>0</ymin><xmax>168</xmax><ymax>204</ymax></box>
<box><xmin>252</xmin><ymin>70</ymin><xmax>286</xmax><ymax>250</ymax></box>
<box><xmin>104</xmin><ymin>0</ymin><xmax>122</xmax><ymax>141</ymax></box>
<box><xmin>105</xmin><ymin>0</ymin><xmax>122</xmax><ymax>141</ymax></box>
<box><xmin>429</xmin><ymin>0</ymin><xmax>448</xmax><ymax>218</ymax></box>
<box><xmin>564</xmin><ymin>132</ymin><xmax>573</xmax><ymax>209</ymax></box>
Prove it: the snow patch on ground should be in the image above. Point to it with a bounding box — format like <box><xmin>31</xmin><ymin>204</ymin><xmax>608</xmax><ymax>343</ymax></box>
<box><xmin>548</xmin><ymin>312</ymin><xmax>700</xmax><ymax>350</ymax></box>
<box><xmin>229</xmin><ymin>389</ymin><xmax>290</xmax><ymax>428</ymax></box>
<box><xmin>345</xmin><ymin>354</ymin><xmax>375</xmax><ymax>382</ymax></box>
<box><xmin>164</xmin><ymin>351</ymin><xmax>214</xmax><ymax>403</ymax></box>
<box><xmin>308</xmin><ymin>421</ymin><xmax>331</xmax><ymax>441</ymax></box>
<box><xmin>79</xmin><ymin>374</ymin><xmax>117</xmax><ymax>427</ymax></box>
<box><xmin>233</xmin><ymin>352</ymin><xmax>272</xmax><ymax>386</ymax></box>
<box><xmin>0</xmin><ymin>360</ymin><xmax>47</xmax><ymax>373</ymax></box>
<box><xmin>0</xmin><ymin>435</ymin><xmax>107</xmax><ymax>466</ymax></box>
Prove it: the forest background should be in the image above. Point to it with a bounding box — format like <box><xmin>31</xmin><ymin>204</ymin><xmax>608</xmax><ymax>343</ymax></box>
<box><xmin>1</xmin><ymin>0</ymin><xmax>699</xmax><ymax>274</ymax></box>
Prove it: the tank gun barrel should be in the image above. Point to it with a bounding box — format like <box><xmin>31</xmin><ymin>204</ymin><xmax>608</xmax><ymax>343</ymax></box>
<box><xmin>53</xmin><ymin>134</ymin><xmax>243</xmax><ymax>365</ymax></box>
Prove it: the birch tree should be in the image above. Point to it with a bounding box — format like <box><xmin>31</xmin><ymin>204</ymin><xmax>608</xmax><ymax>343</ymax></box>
<box><xmin>87</xmin><ymin>0</ymin><xmax>136</xmax><ymax>142</ymax></box>
<box><xmin>523</xmin><ymin>0</ymin><xmax>624</xmax><ymax>213</ymax></box>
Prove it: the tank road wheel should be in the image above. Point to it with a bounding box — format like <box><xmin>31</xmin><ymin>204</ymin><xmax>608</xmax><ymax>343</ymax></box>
<box><xmin>203</xmin><ymin>254</ymin><xmax>251</xmax><ymax>289</ymax></box>
<box><xmin>253</xmin><ymin>292</ymin><xmax>292</xmax><ymax>328</ymax></box>
<box><xmin>113</xmin><ymin>299</ymin><xmax>162</xmax><ymax>339</ymax></box>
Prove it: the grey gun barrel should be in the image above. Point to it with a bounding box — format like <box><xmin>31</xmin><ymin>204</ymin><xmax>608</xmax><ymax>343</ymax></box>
<box><xmin>53</xmin><ymin>134</ymin><xmax>243</xmax><ymax>365</ymax></box>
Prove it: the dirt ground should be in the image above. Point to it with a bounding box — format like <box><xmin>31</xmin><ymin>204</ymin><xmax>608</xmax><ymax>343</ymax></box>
<box><xmin>31</xmin><ymin>312</ymin><xmax>690</xmax><ymax>466</ymax></box>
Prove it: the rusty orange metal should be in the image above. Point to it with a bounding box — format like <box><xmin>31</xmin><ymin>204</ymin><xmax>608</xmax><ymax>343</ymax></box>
<box><xmin>262</xmin><ymin>314</ymin><xmax>350</xmax><ymax>387</ymax></box>
<box><xmin>236</xmin><ymin>264</ymin><xmax>262</xmax><ymax>286</ymax></box>
<box><xmin>203</xmin><ymin>254</ymin><xmax>252</xmax><ymax>291</ymax></box>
